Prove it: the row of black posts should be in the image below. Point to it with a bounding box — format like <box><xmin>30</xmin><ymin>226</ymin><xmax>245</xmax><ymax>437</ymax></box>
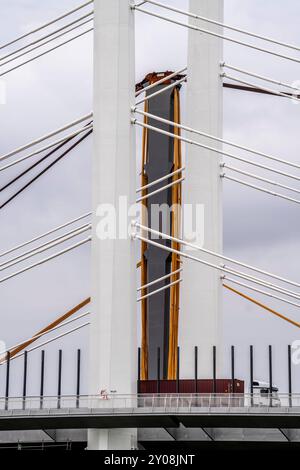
<box><xmin>4</xmin><ymin>349</ymin><xmax>82</xmax><ymax>410</ymax></box>
<box><xmin>2</xmin><ymin>345</ymin><xmax>295</xmax><ymax>406</ymax></box>
<box><xmin>138</xmin><ymin>345</ymin><xmax>294</xmax><ymax>399</ymax></box>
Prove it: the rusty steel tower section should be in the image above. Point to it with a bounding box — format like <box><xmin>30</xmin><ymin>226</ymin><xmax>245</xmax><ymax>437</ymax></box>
<box><xmin>138</xmin><ymin>72</ymin><xmax>184</xmax><ymax>381</ymax></box>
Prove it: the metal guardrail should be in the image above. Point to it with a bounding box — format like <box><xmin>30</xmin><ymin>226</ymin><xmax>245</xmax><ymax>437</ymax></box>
<box><xmin>0</xmin><ymin>394</ymin><xmax>299</xmax><ymax>414</ymax></box>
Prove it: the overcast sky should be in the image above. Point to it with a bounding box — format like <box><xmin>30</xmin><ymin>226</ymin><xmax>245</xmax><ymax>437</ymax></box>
<box><xmin>1</xmin><ymin>0</ymin><xmax>300</xmax><ymax>395</ymax></box>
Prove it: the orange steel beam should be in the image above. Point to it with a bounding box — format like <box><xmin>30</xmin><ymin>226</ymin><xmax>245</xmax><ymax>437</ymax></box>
<box><xmin>140</xmin><ymin>99</ymin><xmax>149</xmax><ymax>380</ymax></box>
<box><xmin>168</xmin><ymin>86</ymin><xmax>182</xmax><ymax>380</ymax></box>
<box><xmin>223</xmin><ymin>284</ymin><xmax>300</xmax><ymax>328</ymax></box>
<box><xmin>7</xmin><ymin>297</ymin><xmax>91</xmax><ymax>360</ymax></box>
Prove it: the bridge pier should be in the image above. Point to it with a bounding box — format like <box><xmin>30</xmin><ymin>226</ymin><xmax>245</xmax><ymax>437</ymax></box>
<box><xmin>179</xmin><ymin>0</ymin><xmax>224</xmax><ymax>378</ymax></box>
<box><xmin>89</xmin><ymin>0</ymin><xmax>137</xmax><ymax>450</ymax></box>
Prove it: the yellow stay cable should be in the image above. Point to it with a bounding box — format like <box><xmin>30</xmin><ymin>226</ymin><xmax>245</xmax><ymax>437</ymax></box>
<box><xmin>7</xmin><ymin>297</ymin><xmax>91</xmax><ymax>360</ymax></box>
<box><xmin>223</xmin><ymin>283</ymin><xmax>300</xmax><ymax>328</ymax></box>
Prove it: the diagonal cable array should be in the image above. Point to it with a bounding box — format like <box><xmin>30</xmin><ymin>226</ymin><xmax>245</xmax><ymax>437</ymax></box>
<box><xmin>1</xmin><ymin>311</ymin><xmax>90</xmax><ymax>362</ymax></box>
<box><xmin>0</xmin><ymin>1</ymin><xmax>94</xmax><ymax>77</ymax></box>
<box><xmin>0</xmin><ymin>1</ymin><xmax>93</xmax><ymax>51</ymax></box>
<box><xmin>133</xmin><ymin>223</ymin><xmax>300</xmax><ymax>311</ymax></box>
<box><xmin>131</xmin><ymin>60</ymin><xmax>300</xmax><ymax>331</ymax></box>
<box><xmin>221</xmin><ymin>63</ymin><xmax>300</xmax><ymax>95</ymax></box>
<box><xmin>132</xmin><ymin>101</ymin><xmax>300</xmax><ymax>206</ymax></box>
<box><xmin>0</xmin><ymin>237</ymin><xmax>91</xmax><ymax>285</ymax></box>
<box><xmin>0</xmin><ymin>212</ymin><xmax>91</xmax><ymax>259</ymax></box>
<box><xmin>136</xmin><ymin>0</ymin><xmax>300</xmax><ymax>54</ymax></box>
<box><xmin>0</xmin><ymin>125</ymin><xmax>93</xmax><ymax>210</ymax></box>
<box><xmin>0</xmin><ymin>215</ymin><xmax>91</xmax><ymax>285</ymax></box>
<box><xmin>133</xmin><ymin>0</ymin><xmax>300</xmax><ymax>64</ymax></box>
<box><xmin>0</xmin><ymin>113</ymin><xmax>92</xmax><ymax>170</ymax></box>
<box><xmin>4</xmin><ymin>322</ymin><xmax>90</xmax><ymax>364</ymax></box>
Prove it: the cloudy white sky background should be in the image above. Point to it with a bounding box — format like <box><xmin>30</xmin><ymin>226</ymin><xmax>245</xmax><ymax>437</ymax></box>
<box><xmin>0</xmin><ymin>0</ymin><xmax>300</xmax><ymax>395</ymax></box>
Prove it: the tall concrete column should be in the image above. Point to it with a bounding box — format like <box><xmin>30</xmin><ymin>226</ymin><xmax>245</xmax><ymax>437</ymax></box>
<box><xmin>88</xmin><ymin>0</ymin><xmax>137</xmax><ymax>450</ymax></box>
<box><xmin>179</xmin><ymin>0</ymin><xmax>223</xmax><ymax>378</ymax></box>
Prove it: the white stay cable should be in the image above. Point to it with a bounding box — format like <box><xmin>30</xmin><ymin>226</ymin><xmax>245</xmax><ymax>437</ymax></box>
<box><xmin>133</xmin><ymin>108</ymin><xmax>300</xmax><ymax>171</ymax></box>
<box><xmin>3</xmin><ymin>311</ymin><xmax>91</xmax><ymax>357</ymax></box>
<box><xmin>0</xmin><ymin>212</ymin><xmax>91</xmax><ymax>259</ymax></box>
<box><xmin>0</xmin><ymin>13</ymin><xmax>94</xmax><ymax>65</ymax></box>
<box><xmin>7</xmin><ymin>322</ymin><xmax>90</xmax><ymax>363</ymax></box>
<box><xmin>138</xmin><ymin>0</ymin><xmax>300</xmax><ymax>54</ymax></box>
<box><xmin>0</xmin><ymin>124</ymin><xmax>93</xmax><ymax>173</ymax></box>
<box><xmin>222</xmin><ymin>164</ymin><xmax>300</xmax><ymax>196</ymax></box>
<box><xmin>136</xmin><ymin>177</ymin><xmax>185</xmax><ymax>203</ymax></box>
<box><xmin>222</xmin><ymin>72</ymin><xmax>300</xmax><ymax>103</ymax></box>
<box><xmin>0</xmin><ymin>112</ymin><xmax>92</xmax><ymax>164</ymax></box>
<box><xmin>138</xmin><ymin>268</ymin><xmax>183</xmax><ymax>292</ymax></box>
<box><xmin>0</xmin><ymin>26</ymin><xmax>93</xmax><ymax>78</ymax></box>
<box><xmin>134</xmin><ymin>223</ymin><xmax>300</xmax><ymax>293</ymax></box>
<box><xmin>222</xmin><ymin>63</ymin><xmax>300</xmax><ymax>93</ymax></box>
<box><xmin>223</xmin><ymin>277</ymin><xmax>300</xmax><ymax>309</ymax></box>
<box><xmin>137</xmin><ymin>279</ymin><xmax>182</xmax><ymax>302</ymax></box>
<box><xmin>137</xmin><ymin>167</ymin><xmax>185</xmax><ymax>193</ymax></box>
<box><xmin>222</xmin><ymin>173</ymin><xmax>300</xmax><ymax>206</ymax></box>
<box><xmin>0</xmin><ymin>224</ymin><xmax>91</xmax><ymax>272</ymax></box>
<box><xmin>133</xmin><ymin>5</ymin><xmax>300</xmax><ymax>65</ymax></box>
<box><xmin>0</xmin><ymin>237</ymin><xmax>91</xmax><ymax>285</ymax></box>
<box><xmin>132</xmin><ymin>119</ymin><xmax>300</xmax><ymax>182</ymax></box>
<box><xmin>0</xmin><ymin>0</ymin><xmax>93</xmax><ymax>50</ymax></box>
<box><xmin>134</xmin><ymin>233</ymin><xmax>300</xmax><ymax>305</ymax></box>
<box><xmin>222</xmin><ymin>265</ymin><xmax>300</xmax><ymax>301</ymax></box>
<box><xmin>135</xmin><ymin>67</ymin><xmax>187</xmax><ymax>97</ymax></box>
<box><xmin>135</xmin><ymin>76</ymin><xmax>186</xmax><ymax>106</ymax></box>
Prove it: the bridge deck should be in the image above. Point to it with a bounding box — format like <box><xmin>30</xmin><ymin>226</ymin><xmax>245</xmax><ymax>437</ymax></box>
<box><xmin>0</xmin><ymin>394</ymin><xmax>300</xmax><ymax>431</ymax></box>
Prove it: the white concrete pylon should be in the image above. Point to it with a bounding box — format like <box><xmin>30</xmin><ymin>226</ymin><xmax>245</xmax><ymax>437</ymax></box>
<box><xmin>179</xmin><ymin>0</ymin><xmax>223</xmax><ymax>378</ymax></box>
<box><xmin>88</xmin><ymin>0</ymin><xmax>137</xmax><ymax>450</ymax></box>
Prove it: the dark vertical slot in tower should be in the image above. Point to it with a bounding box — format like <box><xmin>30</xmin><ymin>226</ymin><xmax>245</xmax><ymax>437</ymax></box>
<box><xmin>22</xmin><ymin>350</ymin><xmax>28</xmax><ymax>410</ymax></box>
<box><xmin>40</xmin><ymin>350</ymin><xmax>45</xmax><ymax>409</ymax></box>
<box><xmin>144</xmin><ymin>84</ymin><xmax>176</xmax><ymax>379</ymax></box>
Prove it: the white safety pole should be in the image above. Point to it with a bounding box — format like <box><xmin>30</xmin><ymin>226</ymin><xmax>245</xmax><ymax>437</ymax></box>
<box><xmin>180</xmin><ymin>0</ymin><xmax>224</xmax><ymax>378</ymax></box>
<box><xmin>88</xmin><ymin>0</ymin><xmax>137</xmax><ymax>450</ymax></box>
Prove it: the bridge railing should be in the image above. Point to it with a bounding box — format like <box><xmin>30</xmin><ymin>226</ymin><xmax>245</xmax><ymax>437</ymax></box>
<box><xmin>0</xmin><ymin>393</ymin><xmax>300</xmax><ymax>413</ymax></box>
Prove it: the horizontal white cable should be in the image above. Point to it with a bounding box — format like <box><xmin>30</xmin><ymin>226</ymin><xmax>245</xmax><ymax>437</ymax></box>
<box><xmin>0</xmin><ymin>27</ymin><xmax>93</xmax><ymax>78</ymax></box>
<box><xmin>0</xmin><ymin>224</ymin><xmax>91</xmax><ymax>272</ymax></box>
<box><xmin>138</xmin><ymin>268</ymin><xmax>182</xmax><ymax>292</ymax></box>
<box><xmin>222</xmin><ymin>63</ymin><xmax>300</xmax><ymax>93</ymax></box>
<box><xmin>133</xmin><ymin>108</ymin><xmax>300</xmax><ymax>171</ymax></box>
<box><xmin>135</xmin><ymin>67</ymin><xmax>187</xmax><ymax>97</ymax></box>
<box><xmin>0</xmin><ymin>113</ymin><xmax>92</xmax><ymax>164</ymax></box>
<box><xmin>133</xmin><ymin>6</ymin><xmax>300</xmax><ymax>65</ymax></box>
<box><xmin>136</xmin><ymin>177</ymin><xmax>184</xmax><ymax>203</ymax></box>
<box><xmin>8</xmin><ymin>322</ymin><xmax>90</xmax><ymax>363</ymax></box>
<box><xmin>223</xmin><ymin>164</ymin><xmax>300</xmax><ymax>196</ymax></box>
<box><xmin>223</xmin><ymin>277</ymin><xmax>300</xmax><ymax>309</ymax></box>
<box><xmin>223</xmin><ymin>264</ymin><xmax>300</xmax><ymax>300</ymax></box>
<box><xmin>139</xmin><ymin>0</ymin><xmax>300</xmax><ymax>54</ymax></box>
<box><xmin>0</xmin><ymin>212</ymin><xmax>91</xmax><ymax>259</ymax></box>
<box><xmin>0</xmin><ymin>124</ymin><xmax>93</xmax><ymax>173</ymax></box>
<box><xmin>4</xmin><ymin>311</ymin><xmax>91</xmax><ymax>356</ymax></box>
<box><xmin>135</xmin><ymin>233</ymin><xmax>300</xmax><ymax>305</ymax></box>
<box><xmin>132</xmin><ymin>119</ymin><xmax>300</xmax><ymax>182</ymax></box>
<box><xmin>0</xmin><ymin>237</ymin><xmax>91</xmax><ymax>285</ymax></box>
<box><xmin>222</xmin><ymin>72</ymin><xmax>300</xmax><ymax>103</ymax></box>
<box><xmin>0</xmin><ymin>13</ymin><xmax>93</xmax><ymax>64</ymax></box>
<box><xmin>135</xmin><ymin>76</ymin><xmax>186</xmax><ymax>106</ymax></box>
<box><xmin>0</xmin><ymin>0</ymin><xmax>93</xmax><ymax>50</ymax></box>
<box><xmin>137</xmin><ymin>278</ymin><xmax>182</xmax><ymax>302</ymax></box>
<box><xmin>137</xmin><ymin>167</ymin><xmax>185</xmax><ymax>193</ymax></box>
<box><xmin>222</xmin><ymin>174</ymin><xmax>300</xmax><ymax>206</ymax></box>
<box><xmin>134</xmin><ymin>223</ymin><xmax>300</xmax><ymax>295</ymax></box>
